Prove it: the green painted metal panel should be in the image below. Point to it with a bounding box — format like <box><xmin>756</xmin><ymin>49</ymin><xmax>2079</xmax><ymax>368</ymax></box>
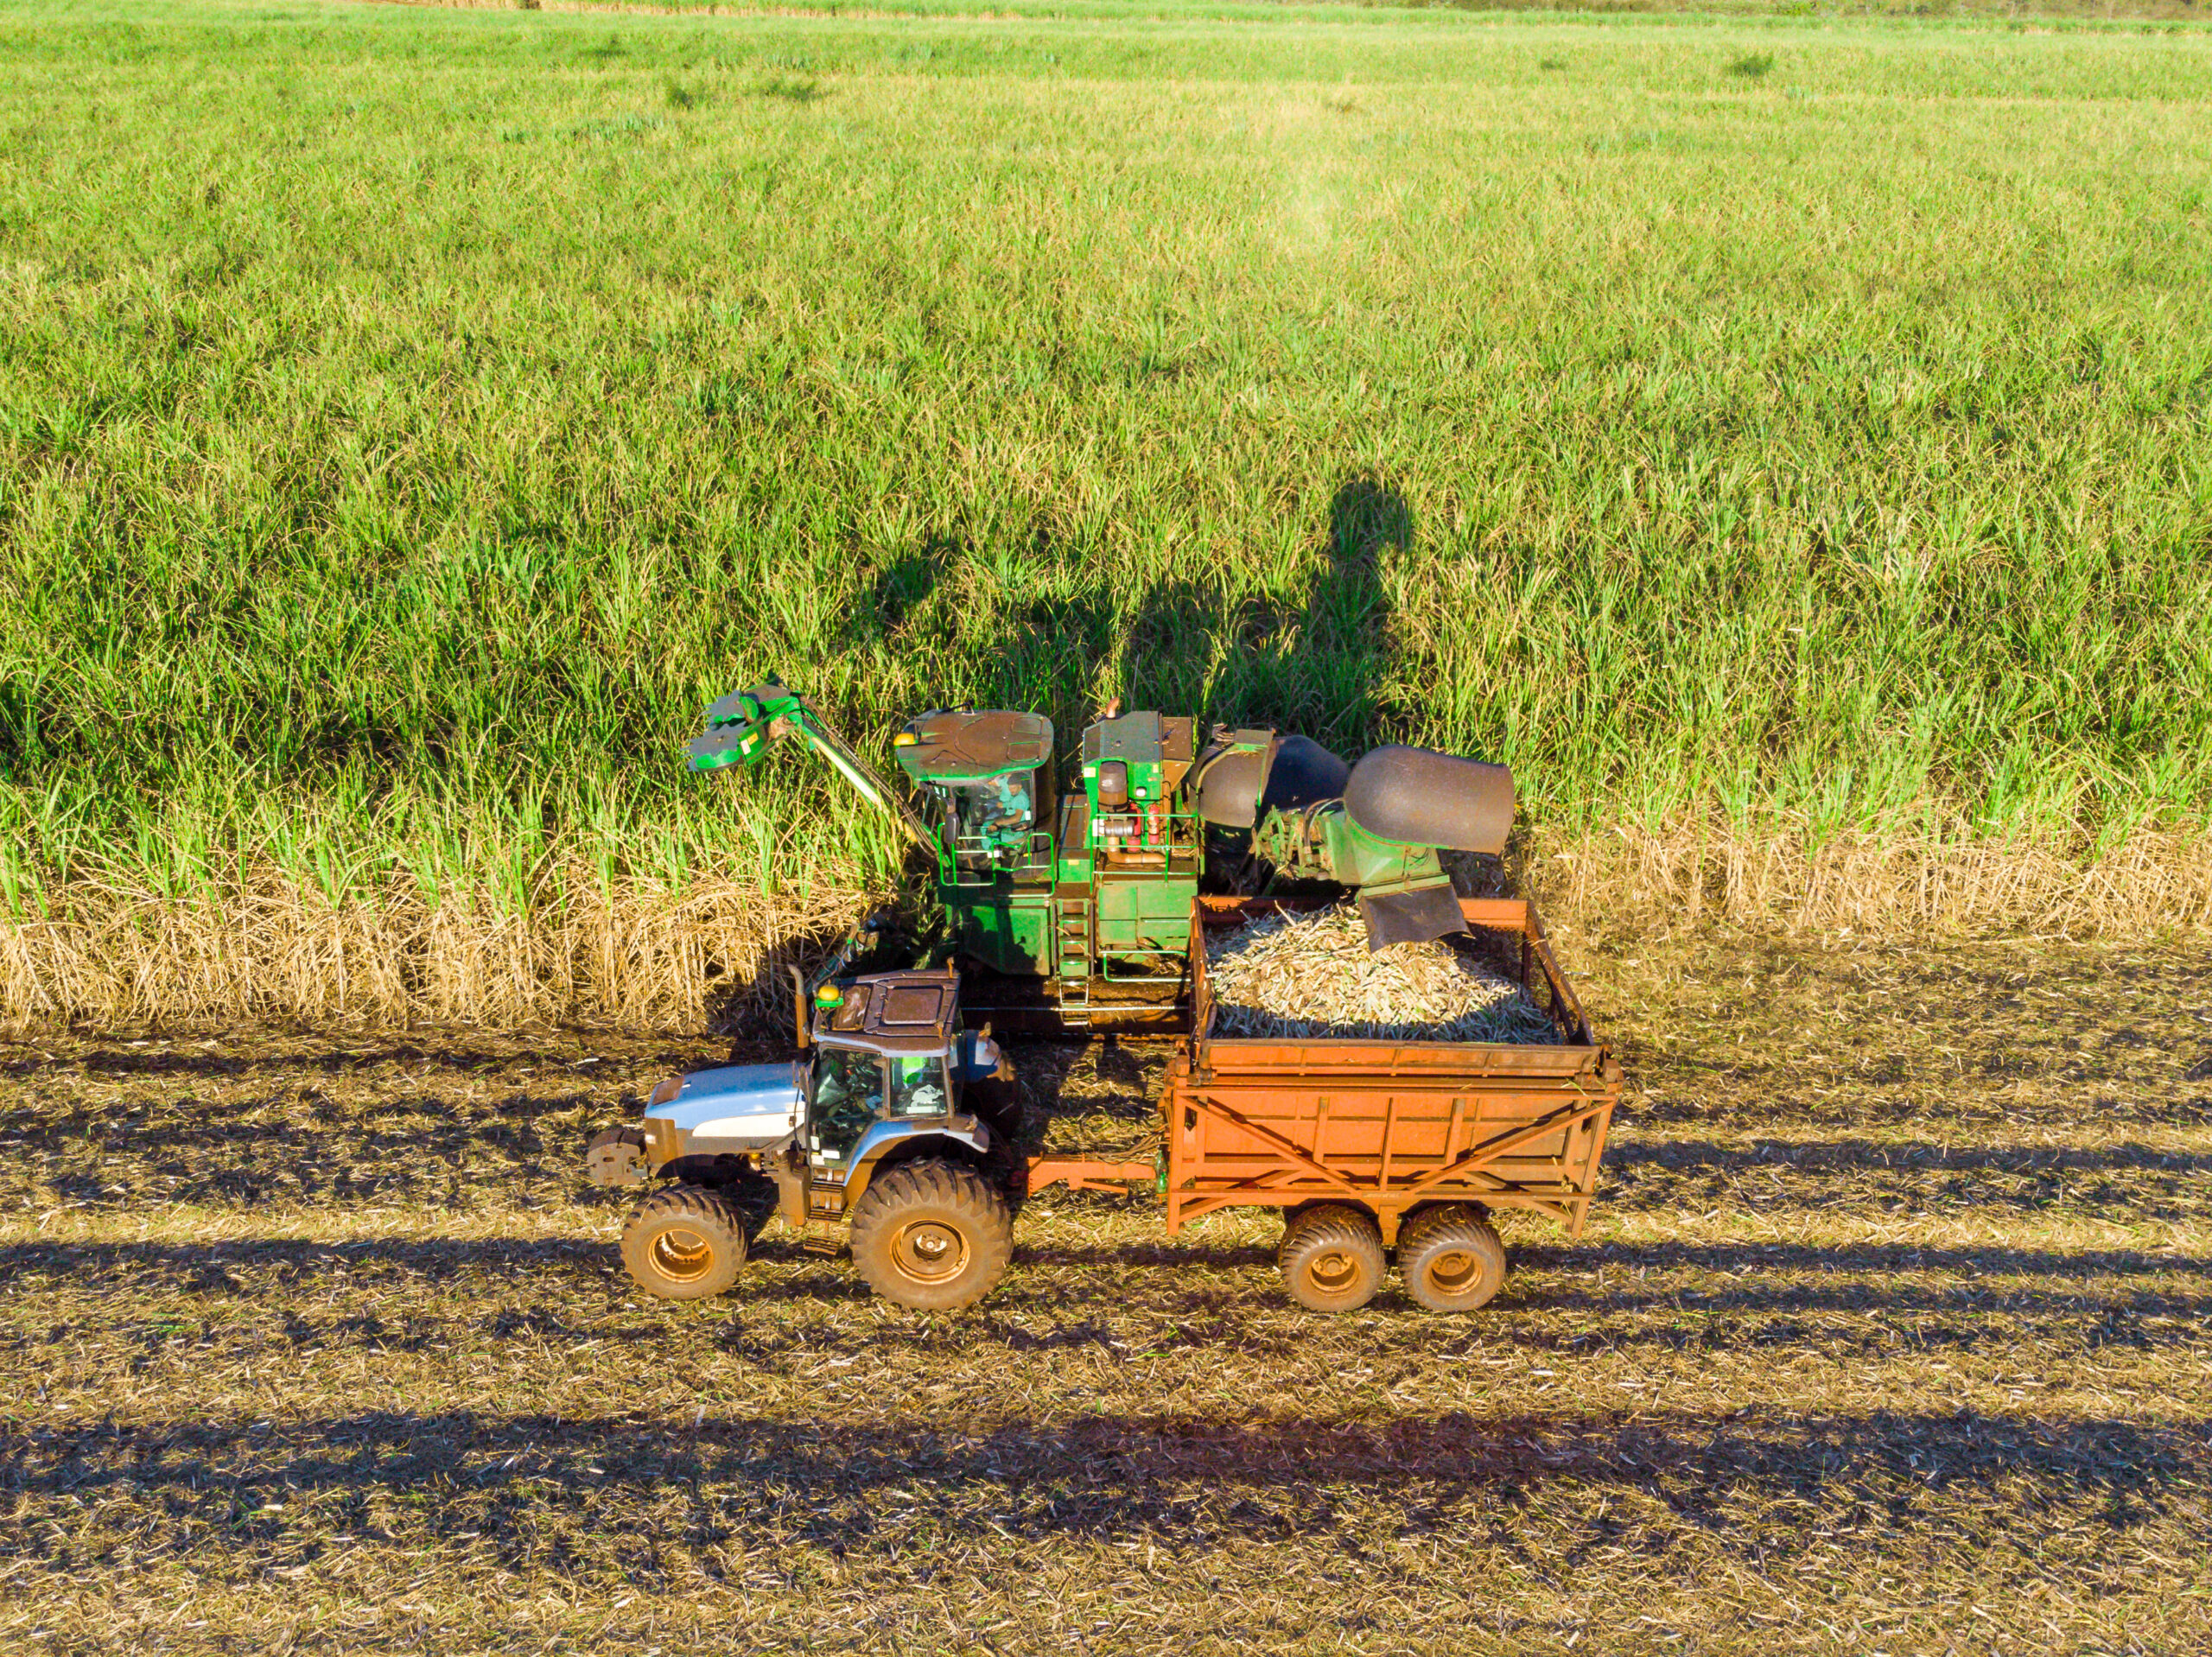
<box><xmin>1094</xmin><ymin>873</ymin><xmax>1197</xmax><ymax>955</ymax></box>
<box><xmin>945</xmin><ymin>879</ymin><xmax>1053</xmax><ymax>975</ymax></box>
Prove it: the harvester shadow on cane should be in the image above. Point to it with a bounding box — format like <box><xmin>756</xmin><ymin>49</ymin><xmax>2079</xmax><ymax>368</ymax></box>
<box><xmin>588</xmin><ymin>473</ymin><xmax>1618</xmax><ymax>1321</ymax></box>
<box><xmin>1114</xmin><ymin>472</ymin><xmax>1407</xmax><ymax>746</ymax></box>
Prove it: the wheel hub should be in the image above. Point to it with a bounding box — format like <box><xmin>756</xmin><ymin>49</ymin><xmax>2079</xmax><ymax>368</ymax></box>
<box><xmin>650</xmin><ymin>1226</ymin><xmax>716</xmax><ymax>1284</ymax></box>
<box><xmin>891</xmin><ymin>1219</ymin><xmax>970</xmax><ymax>1284</ymax></box>
<box><xmin>1306</xmin><ymin>1248</ymin><xmax>1360</xmax><ymax>1292</ymax></box>
<box><xmin>1425</xmin><ymin>1248</ymin><xmax>1478</xmax><ymax>1294</ymax></box>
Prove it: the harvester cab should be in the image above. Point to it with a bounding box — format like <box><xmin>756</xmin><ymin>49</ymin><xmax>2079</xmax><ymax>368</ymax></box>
<box><xmin>1190</xmin><ymin>728</ymin><xmax>1516</xmax><ymax>949</ymax></box>
<box><xmin>585</xmin><ymin>961</ymin><xmax>1025</xmax><ymax>1309</ymax></box>
<box><xmin>890</xmin><ymin>709</ymin><xmax>1055</xmax><ymax>875</ymax></box>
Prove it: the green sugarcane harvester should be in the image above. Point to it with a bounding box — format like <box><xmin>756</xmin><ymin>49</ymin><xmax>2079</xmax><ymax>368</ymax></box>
<box><xmin>687</xmin><ymin>681</ymin><xmax>1514</xmax><ymax>1025</ymax></box>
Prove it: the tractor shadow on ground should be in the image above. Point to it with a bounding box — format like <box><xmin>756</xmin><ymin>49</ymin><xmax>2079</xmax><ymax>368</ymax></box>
<box><xmin>9</xmin><ymin>1232</ymin><xmax>2206</xmax><ymax>1362</ymax></box>
<box><xmin>1005</xmin><ymin>1034</ymin><xmax>1160</xmax><ymax>1135</ymax></box>
<box><xmin>14</xmin><ymin>1406</ymin><xmax>2203</xmax><ymax>1540</ymax></box>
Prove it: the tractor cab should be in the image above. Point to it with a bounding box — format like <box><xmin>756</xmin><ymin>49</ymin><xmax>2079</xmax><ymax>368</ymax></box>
<box><xmin>893</xmin><ymin>710</ymin><xmax>1055</xmax><ymax>875</ymax></box>
<box><xmin>802</xmin><ymin>968</ymin><xmax>1003</xmax><ymax>1177</ymax></box>
<box><xmin>594</xmin><ymin>965</ymin><xmax>1013</xmax><ymax>1207</ymax></box>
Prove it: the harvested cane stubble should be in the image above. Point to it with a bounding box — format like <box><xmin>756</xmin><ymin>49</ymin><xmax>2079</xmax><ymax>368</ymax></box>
<box><xmin>1203</xmin><ymin>905</ymin><xmax>1560</xmax><ymax>1044</ymax></box>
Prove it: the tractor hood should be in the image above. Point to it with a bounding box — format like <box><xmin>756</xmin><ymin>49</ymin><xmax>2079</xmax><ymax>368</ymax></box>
<box><xmin>645</xmin><ymin>1062</ymin><xmax>804</xmax><ymax>1156</ymax></box>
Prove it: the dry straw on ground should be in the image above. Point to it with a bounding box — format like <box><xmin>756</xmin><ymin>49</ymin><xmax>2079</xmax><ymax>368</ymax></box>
<box><xmin>1548</xmin><ymin>819</ymin><xmax>2212</xmax><ymax>938</ymax></box>
<box><xmin>2</xmin><ymin>821</ymin><xmax>2206</xmax><ymax>1033</ymax></box>
<box><xmin>1204</xmin><ymin>904</ymin><xmax>1560</xmax><ymax>1043</ymax></box>
<box><xmin>0</xmin><ymin>861</ymin><xmax>862</xmax><ymax>1034</ymax></box>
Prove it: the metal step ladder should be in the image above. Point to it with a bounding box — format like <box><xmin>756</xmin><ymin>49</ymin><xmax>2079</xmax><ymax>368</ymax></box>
<box><xmin>797</xmin><ymin>1219</ymin><xmax>845</xmax><ymax>1256</ymax></box>
<box><xmin>1053</xmin><ymin>891</ymin><xmax>1094</xmax><ymax>1027</ymax></box>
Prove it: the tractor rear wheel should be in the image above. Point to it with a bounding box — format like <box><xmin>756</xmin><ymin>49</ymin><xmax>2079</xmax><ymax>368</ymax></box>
<box><xmin>620</xmin><ymin>1184</ymin><xmax>748</xmax><ymax>1300</ymax></box>
<box><xmin>849</xmin><ymin>1159</ymin><xmax>1013</xmax><ymax>1311</ymax></box>
<box><xmin>1278</xmin><ymin>1203</ymin><xmax>1386</xmax><ymax>1313</ymax></box>
<box><xmin>1399</xmin><ymin>1204</ymin><xmax>1507</xmax><ymax>1313</ymax></box>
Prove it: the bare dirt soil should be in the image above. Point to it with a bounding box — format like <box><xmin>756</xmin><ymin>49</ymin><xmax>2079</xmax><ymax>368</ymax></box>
<box><xmin>4</xmin><ymin>929</ymin><xmax>2210</xmax><ymax>1654</ymax></box>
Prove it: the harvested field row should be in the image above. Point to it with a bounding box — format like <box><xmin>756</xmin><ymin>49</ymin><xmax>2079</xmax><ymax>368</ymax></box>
<box><xmin>10</xmin><ymin>1216</ymin><xmax>2209</xmax><ymax>1383</ymax></box>
<box><xmin>10</xmin><ymin>1400</ymin><xmax>2203</xmax><ymax>1654</ymax></box>
<box><xmin>7</xmin><ymin>930</ymin><xmax>2211</xmax><ymax>1652</ymax></box>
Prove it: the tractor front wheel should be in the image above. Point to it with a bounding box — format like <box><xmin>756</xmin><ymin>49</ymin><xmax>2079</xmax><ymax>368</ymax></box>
<box><xmin>620</xmin><ymin>1184</ymin><xmax>748</xmax><ymax>1299</ymax></box>
<box><xmin>849</xmin><ymin>1159</ymin><xmax>1013</xmax><ymax>1311</ymax></box>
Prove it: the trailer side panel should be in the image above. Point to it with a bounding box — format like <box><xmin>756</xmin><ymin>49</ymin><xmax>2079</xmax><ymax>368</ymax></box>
<box><xmin>1166</xmin><ymin>897</ymin><xmax>1621</xmax><ymax>1242</ymax></box>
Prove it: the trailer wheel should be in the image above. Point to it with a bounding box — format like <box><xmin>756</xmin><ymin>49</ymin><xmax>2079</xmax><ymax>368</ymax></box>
<box><xmin>849</xmin><ymin>1159</ymin><xmax>1013</xmax><ymax>1311</ymax></box>
<box><xmin>1399</xmin><ymin>1205</ymin><xmax>1507</xmax><ymax>1313</ymax></box>
<box><xmin>1278</xmin><ymin>1204</ymin><xmax>1386</xmax><ymax>1313</ymax></box>
<box><xmin>620</xmin><ymin>1184</ymin><xmax>748</xmax><ymax>1299</ymax></box>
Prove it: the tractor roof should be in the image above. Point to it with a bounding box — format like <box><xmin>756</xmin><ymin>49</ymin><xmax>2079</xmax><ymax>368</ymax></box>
<box><xmin>814</xmin><ymin>968</ymin><xmax>962</xmax><ymax>1055</ymax></box>
<box><xmin>893</xmin><ymin>710</ymin><xmax>1053</xmax><ymax>784</ymax></box>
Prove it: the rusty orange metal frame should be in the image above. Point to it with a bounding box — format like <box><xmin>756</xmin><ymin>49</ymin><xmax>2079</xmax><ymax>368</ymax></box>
<box><xmin>1160</xmin><ymin>896</ymin><xmax>1621</xmax><ymax>1244</ymax></box>
<box><xmin>1025</xmin><ymin>1157</ymin><xmax>1156</xmax><ymax>1195</ymax></box>
<box><xmin>1009</xmin><ymin>896</ymin><xmax>1620</xmax><ymax>1248</ymax></box>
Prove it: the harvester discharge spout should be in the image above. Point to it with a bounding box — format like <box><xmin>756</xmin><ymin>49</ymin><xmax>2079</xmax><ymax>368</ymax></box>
<box><xmin>1194</xmin><ymin>728</ymin><xmax>1515</xmax><ymax>951</ymax></box>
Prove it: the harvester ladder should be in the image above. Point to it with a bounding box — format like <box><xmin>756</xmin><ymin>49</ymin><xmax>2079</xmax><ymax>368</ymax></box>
<box><xmin>1053</xmin><ymin>891</ymin><xmax>1094</xmax><ymax>1026</ymax></box>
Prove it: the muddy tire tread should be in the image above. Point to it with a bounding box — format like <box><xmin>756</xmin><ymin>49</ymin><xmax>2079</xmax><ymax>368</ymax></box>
<box><xmin>1398</xmin><ymin>1203</ymin><xmax>1508</xmax><ymax>1313</ymax></box>
<box><xmin>1277</xmin><ymin>1203</ymin><xmax>1386</xmax><ymax>1313</ymax></box>
<box><xmin>620</xmin><ymin>1183</ymin><xmax>748</xmax><ymax>1300</ymax></box>
<box><xmin>849</xmin><ymin>1159</ymin><xmax>1013</xmax><ymax>1311</ymax></box>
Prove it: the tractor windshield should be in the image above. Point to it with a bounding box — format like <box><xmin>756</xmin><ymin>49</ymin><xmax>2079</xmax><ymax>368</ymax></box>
<box><xmin>810</xmin><ymin>1044</ymin><xmax>881</xmax><ymax>1161</ymax></box>
<box><xmin>885</xmin><ymin>1053</ymin><xmax>952</xmax><ymax>1119</ymax></box>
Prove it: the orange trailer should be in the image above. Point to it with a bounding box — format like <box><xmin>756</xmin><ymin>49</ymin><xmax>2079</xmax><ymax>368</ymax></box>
<box><xmin>1028</xmin><ymin>894</ymin><xmax>1622</xmax><ymax>1312</ymax></box>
